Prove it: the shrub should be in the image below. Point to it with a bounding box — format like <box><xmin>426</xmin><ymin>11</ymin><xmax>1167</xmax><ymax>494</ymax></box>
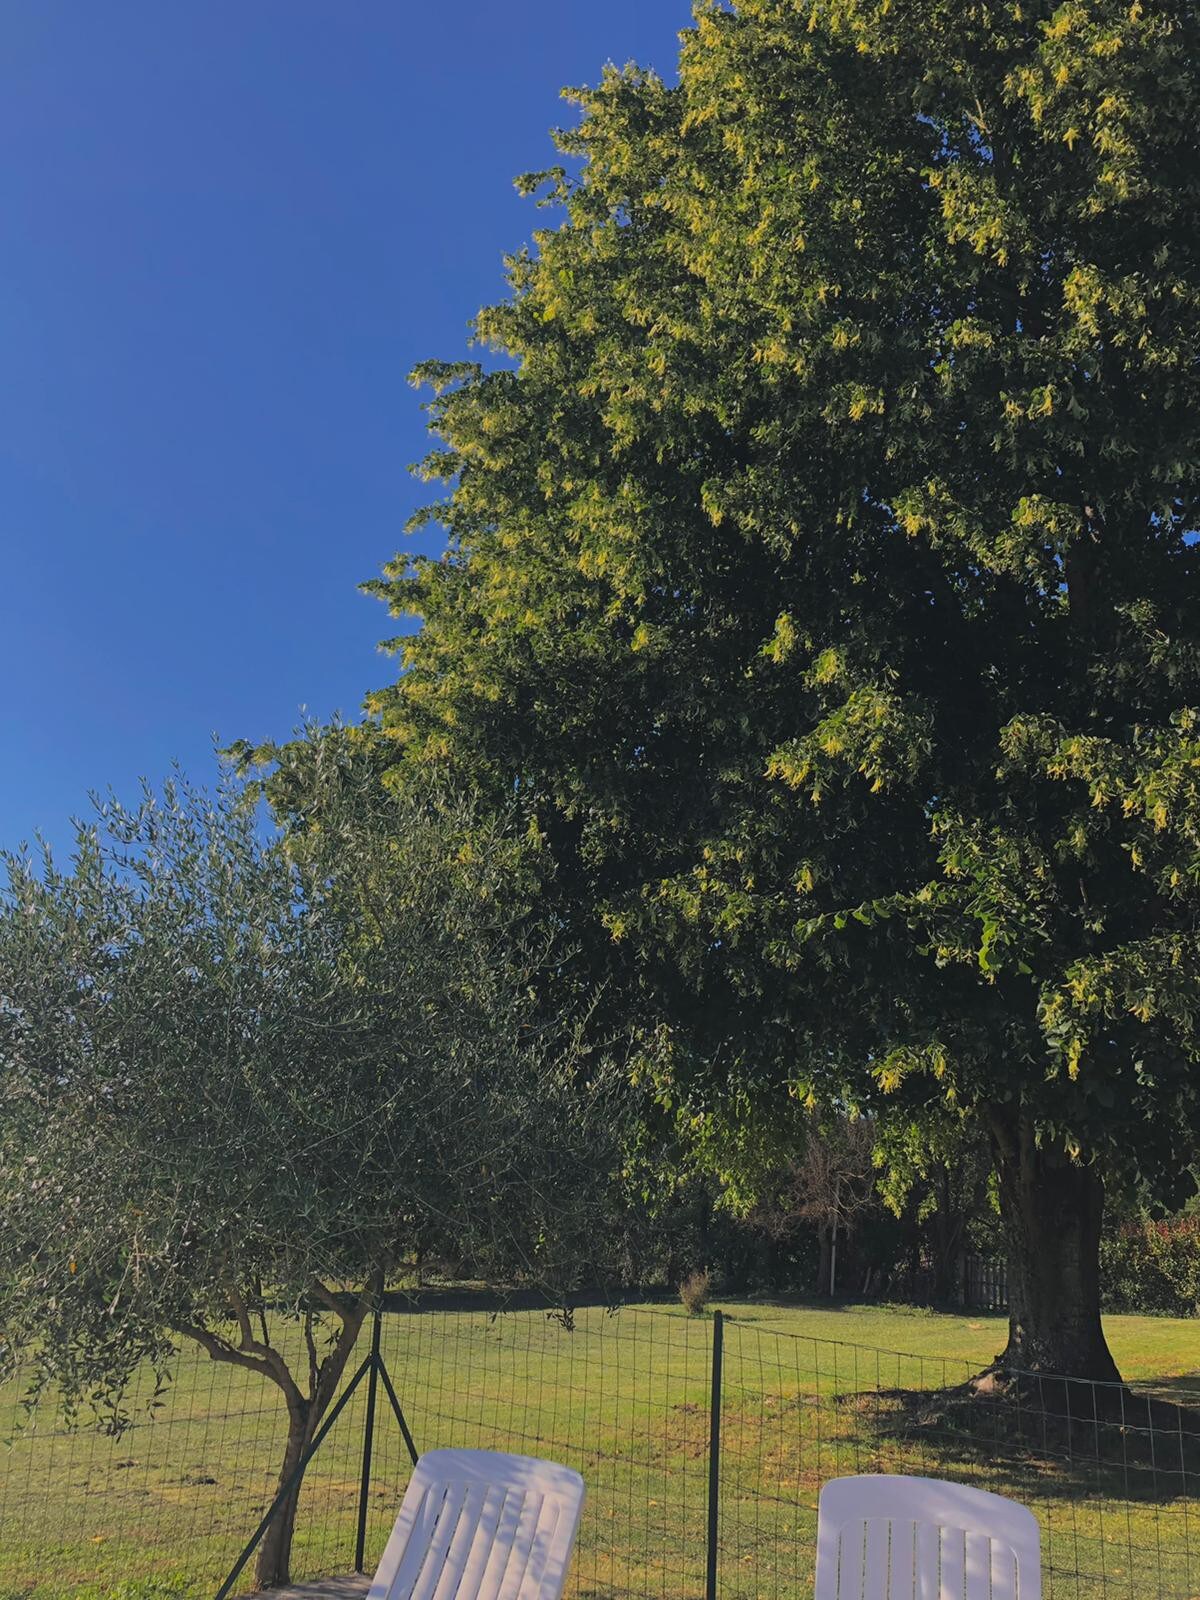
<box><xmin>679</xmin><ymin>1269</ymin><xmax>712</xmax><ymax>1316</ymax></box>
<box><xmin>1100</xmin><ymin>1216</ymin><xmax>1200</xmax><ymax>1315</ymax></box>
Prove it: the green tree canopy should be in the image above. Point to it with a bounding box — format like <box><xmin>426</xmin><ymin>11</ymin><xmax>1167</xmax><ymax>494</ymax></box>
<box><xmin>0</xmin><ymin>749</ymin><xmax>632</xmax><ymax>1584</ymax></box>
<box><xmin>366</xmin><ymin>0</ymin><xmax>1200</xmax><ymax>1381</ymax></box>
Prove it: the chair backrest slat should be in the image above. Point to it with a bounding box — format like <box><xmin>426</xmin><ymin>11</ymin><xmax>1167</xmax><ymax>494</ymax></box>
<box><xmin>964</xmin><ymin>1531</ymin><xmax>993</xmax><ymax>1600</ymax></box>
<box><xmin>452</xmin><ymin>1484</ymin><xmax>509</xmax><ymax>1600</ymax></box>
<box><xmin>422</xmin><ymin>1483</ymin><xmax>489</xmax><ymax>1600</ymax></box>
<box><xmin>407</xmin><ymin>1482</ymin><xmax>467</xmax><ymax>1600</ymax></box>
<box><xmin>990</xmin><ymin>1536</ymin><xmax>1019</xmax><ymax>1600</ymax></box>
<box><xmin>838</xmin><ymin>1520</ymin><xmax>865</xmax><ymax>1600</ymax></box>
<box><xmin>516</xmin><ymin>1492</ymin><xmax>570</xmax><ymax>1600</ymax></box>
<box><xmin>815</xmin><ymin>1475</ymin><xmax>1041</xmax><ymax>1600</ymax></box>
<box><xmin>494</xmin><ymin>1488</ymin><xmax>545</xmax><ymax>1600</ymax></box>
<box><xmin>864</xmin><ymin>1516</ymin><xmax>891</xmax><ymax>1599</ymax></box>
<box><xmin>384</xmin><ymin>1485</ymin><xmax>451</xmax><ymax>1599</ymax></box>
<box><xmin>915</xmin><ymin>1520</ymin><xmax>940</xmax><ymax>1600</ymax></box>
<box><xmin>938</xmin><ymin>1524</ymin><xmax>966</xmax><ymax>1600</ymax></box>
<box><xmin>886</xmin><ymin>1520</ymin><xmax>916</xmax><ymax>1600</ymax></box>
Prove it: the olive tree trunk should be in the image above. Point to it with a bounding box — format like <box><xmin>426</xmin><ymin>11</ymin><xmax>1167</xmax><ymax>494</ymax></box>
<box><xmin>250</xmin><ymin>1294</ymin><xmax>371</xmax><ymax>1589</ymax></box>
<box><xmin>255</xmin><ymin>1396</ymin><xmax>315</xmax><ymax>1589</ymax></box>
<box><xmin>177</xmin><ymin>1286</ymin><xmax>374</xmax><ymax>1591</ymax></box>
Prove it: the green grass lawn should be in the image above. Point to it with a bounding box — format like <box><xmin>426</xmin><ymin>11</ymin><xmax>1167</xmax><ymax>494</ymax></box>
<box><xmin>722</xmin><ymin>1299</ymin><xmax>1200</xmax><ymax>1389</ymax></box>
<box><xmin>2</xmin><ymin>1300</ymin><xmax>1198</xmax><ymax>1600</ymax></box>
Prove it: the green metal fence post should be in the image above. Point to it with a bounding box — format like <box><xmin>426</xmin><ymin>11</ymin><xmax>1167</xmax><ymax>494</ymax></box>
<box><xmin>377</xmin><ymin>1352</ymin><xmax>420</xmax><ymax>1466</ymax></box>
<box><xmin>354</xmin><ymin>1307</ymin><xmax>383</xmax><ymax>1573</ymax></box>
<box><xmin>706</xmin><ymin>1307</ymin><xmax>724</xmax><ymax>1600</ymax></box>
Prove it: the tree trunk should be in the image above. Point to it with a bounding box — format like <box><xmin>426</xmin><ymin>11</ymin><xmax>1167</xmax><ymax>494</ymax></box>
<box><xmin>254</xmin><ymin>1397</ymin><xmax>314</xmax><ymax>1589</ymax></box>
<box><xmin>815</xmin><ymin>1224</ymin><xmax>832</xmax><ymax>1296</ymax></box>
<box><xmin>930</xmin><ymin>1169</ymin><xmax>961</xmax><ymax>1303</ymax></box>
<box><xmin>991</xmin><ymin>1115</ymin><xmax>1121</xmax><ymax>1384</ymax></box>
<box><xmin>174</xmin><ymin>1281</ymin><xmax>376</xmax><ymax>1590</ymax></box>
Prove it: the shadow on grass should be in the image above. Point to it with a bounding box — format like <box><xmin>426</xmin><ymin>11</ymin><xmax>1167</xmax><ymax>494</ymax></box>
<box><xmin>1132</xmin><ymin>1370</ymin><xmax>1200</xmax><ymax>1406</ymax></box>
<box><xmin>841</xmin><ymin>1377</ymin><xmax>1200</xmax><ymax>1507</ymax></box>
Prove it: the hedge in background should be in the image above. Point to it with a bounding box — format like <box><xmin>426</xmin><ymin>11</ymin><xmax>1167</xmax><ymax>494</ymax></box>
<box><xmin>1100</xmin><ymin>1218</ymin><xmax>1200</xmax><ymax>1316</ymax></box>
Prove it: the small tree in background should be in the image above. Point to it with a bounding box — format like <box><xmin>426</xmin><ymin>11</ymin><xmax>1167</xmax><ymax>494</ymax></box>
<box><xmin>0</xmin><ymin>751</ymin><xmax>634</xmax><ymax>1588</ymax></box>
<box><xmin>753</xmin><ymin>1115</ymin><xmax>879</xmax><ymax>1298</ymax></box>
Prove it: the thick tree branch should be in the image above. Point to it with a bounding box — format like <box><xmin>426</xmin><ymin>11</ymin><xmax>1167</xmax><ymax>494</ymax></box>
<box><xmin>304</xmin><ymin>1310</ymin><xmax>319</xmax><ymax>1401</ymax></box>
<box><xmin>170</xmin><ymin>1320</ymin><xmax>302</xmax><ymax>1408</ymax></box>
<box><xmin>308</xmin><ymin>1279</ymin><xmax>347</xmax><ymax>1321</ymax></box>
<box><xmin>226</xmin><ymin>1280</ymin><xmax>257</xmax><ymax>1352</ymax></box>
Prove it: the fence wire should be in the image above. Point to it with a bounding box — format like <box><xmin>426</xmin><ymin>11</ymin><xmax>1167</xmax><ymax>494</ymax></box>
<box><xmin>717</xmin><ymin>1320</ymin><xmax>1198</xmax><ymax>1600</ymax></box>
<box><xmin>0</xmin><ymin>1303</ymin><xmax>1197</xmax><ymax>1598</ymax></box>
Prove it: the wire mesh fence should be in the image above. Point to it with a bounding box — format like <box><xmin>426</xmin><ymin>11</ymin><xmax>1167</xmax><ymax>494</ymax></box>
<box><xmin>1</xmin><ymin>1302</ymin><xmax>1197</xmax><ymax>1598</ymax></box>
<box><xmin>716</xmin><ymin>1319</ymin><xmax>1198</xmax><ymax>1600</ymax></box>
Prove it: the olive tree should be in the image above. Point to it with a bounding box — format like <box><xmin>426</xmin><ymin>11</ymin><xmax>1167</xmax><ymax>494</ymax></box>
<box><xmin>0</xmin><ymin>752</ymin><xmax>632</xmax><ymax>1586</ymax></box>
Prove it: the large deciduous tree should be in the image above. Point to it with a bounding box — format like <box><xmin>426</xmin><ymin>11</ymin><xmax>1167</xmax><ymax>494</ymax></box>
<box><xmin>366</xmin><ymin>0</ymin><xmax>1200</xmax><ymax>1382</ymax></box>
<box><xmin>0</xmin><ymin>748</ymin><xmax>631</xmax><ymax>1586</ymax></box>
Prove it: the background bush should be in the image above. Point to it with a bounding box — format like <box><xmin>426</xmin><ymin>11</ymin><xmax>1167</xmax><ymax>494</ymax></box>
<box><xmin>1100</xmin><ymin>1217</ymin><xmax>1200</xmax><ymax>1316</ymax></box>
<box><xmin>679</xmin><ymin>1269</ymin><xmax>712</xmax><ymax>1317</ymax></box>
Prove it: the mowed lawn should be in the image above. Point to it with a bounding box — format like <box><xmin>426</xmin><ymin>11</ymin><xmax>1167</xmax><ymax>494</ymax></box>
<box><xmin>1</xmin><ymin>1300</ymin><xmax>1198</xmax><ymax>1600</ymax></box>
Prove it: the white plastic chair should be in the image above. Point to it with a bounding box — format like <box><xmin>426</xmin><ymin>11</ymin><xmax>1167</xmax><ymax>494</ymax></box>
<box><xmin>814</xmin><ymin>1474</ymin><xmax>1041</xmax><ymax>1600</ymax></box>
<box><xmin>366</xmin><ymin>1448</ymin><xmax>586</xmax><ymax>1600</ymax></box>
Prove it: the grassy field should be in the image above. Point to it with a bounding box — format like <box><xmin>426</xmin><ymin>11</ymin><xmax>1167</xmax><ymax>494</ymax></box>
<box><xmin>1</xmin><ymin>1299</ymin><xmax>1198</xmax><ymax>1600</ymax></box>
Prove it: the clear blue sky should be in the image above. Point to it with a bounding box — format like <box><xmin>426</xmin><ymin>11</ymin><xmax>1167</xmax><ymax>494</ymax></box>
<box><xmin>1</xmin><ymin>2</ymin><xmax>691</xmax><ymax>855</ymax></box>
